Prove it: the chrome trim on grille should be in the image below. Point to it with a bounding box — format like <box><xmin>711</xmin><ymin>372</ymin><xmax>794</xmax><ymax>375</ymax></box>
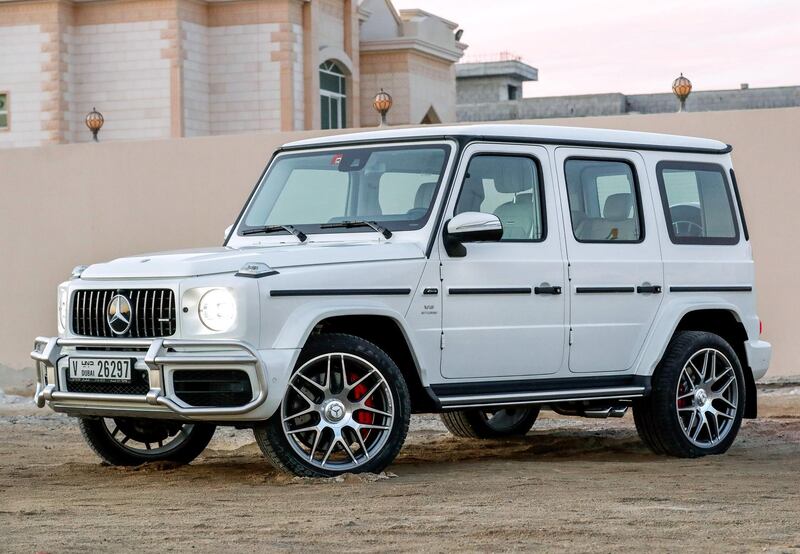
<box><xmin>71</xmin><ymin>289</ymin><xmax>176</xmax><ymax>338</ymax></box>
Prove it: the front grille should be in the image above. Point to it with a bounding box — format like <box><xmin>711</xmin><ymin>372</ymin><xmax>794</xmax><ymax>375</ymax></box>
<box><xmin>72</xmin><ymin>289</ymin><xmax>176</xmax><ymax>338</ymax></box>
<box><xmin>173</xmin><ymin>370</ymin><xmax>253</xmax><ymax>407</ymax></box>
<box><xmin>65</xmin><ymin>369</ymin><xmax>150</xmax><ymax>395</ymax></box>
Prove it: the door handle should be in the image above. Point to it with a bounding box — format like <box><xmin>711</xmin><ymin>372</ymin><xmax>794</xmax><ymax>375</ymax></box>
<box><xmin>534</xmin><ymin>284</ymin><xmax>562</xmax><ymax>295</ymax></box>
<box><xmin>636</xmin><ymin>284</ymin><xmax>662</xmax><ymax>294</ymax></box>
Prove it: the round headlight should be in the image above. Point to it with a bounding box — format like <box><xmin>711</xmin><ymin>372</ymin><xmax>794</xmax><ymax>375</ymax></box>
<box><xmin>58</xmin><ymin>287</ymin><xmax>68</xmax><ymax>331</ymax></box>
<box><xmin>198</xmin><ymin>289</ymin><xmax>237</xmax><ymax>332</ymax></box>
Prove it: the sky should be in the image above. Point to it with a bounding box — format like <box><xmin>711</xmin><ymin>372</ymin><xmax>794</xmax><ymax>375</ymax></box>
<box><xmin>390</xmin><ymin>0</ymin><xmax>800</xmax><ymax>98</ymax></box>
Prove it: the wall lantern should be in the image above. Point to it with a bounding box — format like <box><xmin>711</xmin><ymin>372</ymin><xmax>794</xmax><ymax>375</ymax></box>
<box><xmin>85</xmin><ymin>107</ymin><xmax>104</xmax><ymax>141</ymax></box>
<box><xmin>672</xmin><ymin>74</ymin><xmax>692</xmax><ymax>112</ymax></box>
<box><xmin>373</xmin><ymin>89</ymin><xmax>393</xmax><ymax>127</ymax></box>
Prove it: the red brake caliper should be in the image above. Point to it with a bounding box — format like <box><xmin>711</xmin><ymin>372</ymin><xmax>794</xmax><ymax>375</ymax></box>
<box><xmin>350</xmin><ymin>372</ymin><xmax>375</xmax><ymax>438</ymax></box>
<box><xmin>678</xmin><ymin>380</ymin><xmax>691</xmax><ymax>410</ymax></box>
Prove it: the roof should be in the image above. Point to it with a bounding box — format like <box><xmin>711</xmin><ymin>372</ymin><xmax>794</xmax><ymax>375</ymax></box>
<box><xmin>282</xmin><ymin>124</ymin><xmax>731</xmax><ymax>154</ymax></box>
<box><xmin>456</xmin><ymin>60</ymin><xmax>539</xmax><ymax>82</ymax></box>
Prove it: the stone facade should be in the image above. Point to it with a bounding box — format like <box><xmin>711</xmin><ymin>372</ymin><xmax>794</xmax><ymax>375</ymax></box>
<box><xmin>66</xmin><ymin>20</ymin><xmax>174</xmax><ymax>141</ymax></box>
<box><xmin>0</xmin><ymin>0</ymin><xmax>465</xmax><ymax>148</ymax></box>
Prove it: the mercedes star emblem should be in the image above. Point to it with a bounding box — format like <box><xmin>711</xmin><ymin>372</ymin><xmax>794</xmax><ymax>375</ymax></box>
<box><xmin>107</xmin><ymin>294</ymin><xmax>133</xmax><ymax>335</ymax></box>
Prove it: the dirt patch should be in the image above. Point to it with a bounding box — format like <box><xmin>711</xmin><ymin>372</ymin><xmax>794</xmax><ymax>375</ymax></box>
<box><xmin>1</xmin><ymin>388</ymin><xmax>798</xmax><ymax>552</ymax></box>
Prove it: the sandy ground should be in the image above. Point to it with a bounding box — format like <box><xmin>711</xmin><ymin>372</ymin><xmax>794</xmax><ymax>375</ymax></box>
<box><xmin>1</xmin><ymin>386</ymin><xmax>798</xmax><ymax>553</ymax></box>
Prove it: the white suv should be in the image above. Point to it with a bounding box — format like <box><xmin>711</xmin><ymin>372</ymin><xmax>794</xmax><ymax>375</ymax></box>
<box><xmin>32</xmin><ymin>124</ymin><xmax>772</xmax><ymax>477</ymax></box>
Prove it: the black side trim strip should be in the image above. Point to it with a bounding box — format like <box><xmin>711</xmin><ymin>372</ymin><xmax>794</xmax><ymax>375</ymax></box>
<box><xmin>448</xmin><ymin>287</ymin><xmax>532</xmax><ymax>295</ymax></box>
<box><xmin>279</xmin><ymin>134</ymin><xmax>732</xmax><ymax>155</ymax></box>
<box><xmin>270</xmin><ymin>288</ymin><xmax>412</xmax><ymax>297</ymax></box>
<box><xmin>669</xmin><ymin>286</ymin><xmax>752</xmax><ymax>293</ymax></box>
<box><xmin>575</xmin><ymin>287</ymin><xmax>635</xmax><ymax>294</ymax></box>
<box><xmin>431</xmin><ymin>375</ymin><xmax>650</xmax><ymax>397</ymax></box>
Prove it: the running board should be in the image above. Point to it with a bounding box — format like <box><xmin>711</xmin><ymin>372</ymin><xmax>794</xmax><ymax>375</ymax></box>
<box><xmin>436</xmin><ymin>386</ymin><xmax>646</xmax><ymax>410</ymax></box>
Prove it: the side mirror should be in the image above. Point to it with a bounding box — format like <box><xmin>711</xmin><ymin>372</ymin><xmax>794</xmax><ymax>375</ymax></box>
<box><xmin>443</xmin><ymin>211</ymin><xmax>503</xmax><ymax>257</ymax></box>
<box><xmin>223</xmin><ymin>224</ymin><xmax>233</xmax><ymax>242</ymax></box>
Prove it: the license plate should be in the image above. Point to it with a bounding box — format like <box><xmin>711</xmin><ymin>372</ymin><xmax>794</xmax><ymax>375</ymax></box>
<box><xmin>69</xmin><ymin>358</ymin><xmax>132</xmax><ymax>382</ymax></box>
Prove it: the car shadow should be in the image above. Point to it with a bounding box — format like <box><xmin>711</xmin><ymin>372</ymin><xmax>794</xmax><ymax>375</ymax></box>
<box><xmin>394</xmin><ymin>427</ymin><xmax>659</xmax><ymax>466</ymax></box>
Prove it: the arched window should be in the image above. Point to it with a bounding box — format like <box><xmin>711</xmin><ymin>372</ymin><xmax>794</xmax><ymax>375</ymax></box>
<box><xmin>320</xmin><ymin>61</ymin><xmax>346</xmax><ymax>130</ymax></box>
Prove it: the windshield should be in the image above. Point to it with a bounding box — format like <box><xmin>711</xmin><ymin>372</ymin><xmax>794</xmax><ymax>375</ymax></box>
<box><xmin>239</xmin><ymin>143</ymin><xmax>452</xmax><ymax>236</ymax></box>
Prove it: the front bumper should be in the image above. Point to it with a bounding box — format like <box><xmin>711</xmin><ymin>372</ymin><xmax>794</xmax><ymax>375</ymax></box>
<box><xmin>31</xmin><ymin>336</ymin><xmax>268</xmax><ymax>420</ymax></box>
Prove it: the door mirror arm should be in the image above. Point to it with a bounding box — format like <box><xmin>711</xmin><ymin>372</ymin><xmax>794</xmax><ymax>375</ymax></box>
<box><xmin>442</xmin><ymin>222</ymin><xmax>467</xmax><ymax>257</ymax></box>
<box><xmin>442</xmin><ymin>212</ymin><xmax>504</xmax><ymax>258</ymax></box>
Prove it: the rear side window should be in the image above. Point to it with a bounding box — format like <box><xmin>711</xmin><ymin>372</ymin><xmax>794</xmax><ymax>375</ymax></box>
<box><xmin>564</xmin><ymin>158</ymin><xmax>643</xmax><ymax>243</ymax></box>
<box><xmin>656</xmin><ymin>161</ymin><xmax>739</xmax><ymax>245</ymax></box>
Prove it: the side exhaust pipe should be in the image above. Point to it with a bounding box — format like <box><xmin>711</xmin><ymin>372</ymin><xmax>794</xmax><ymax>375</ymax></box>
<box><xmin>551</xmin><ymin>403</ymin><xmax>629</xmax><ymax>419</ymax></box>
<box><xmin>583</xmin><ymin>405</ymin><xmax>629</xmax><ymax>418</ymax></box>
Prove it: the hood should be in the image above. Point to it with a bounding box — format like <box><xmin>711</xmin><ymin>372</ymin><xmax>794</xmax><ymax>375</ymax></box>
<box><xmin>79</xmin><ymin>242</ymin><xmax>426</xmax><ymax>279</ymax></box>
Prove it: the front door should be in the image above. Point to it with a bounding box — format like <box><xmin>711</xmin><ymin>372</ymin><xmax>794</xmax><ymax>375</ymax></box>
<box><xmin>554</xmin><ymin>148</ymin><xmax>664</xmax><ymax>373</ymax></box>
<box><xmin>439</xmin><ymin>143</ymin><xmax>567</xmax><ymax>379</ymax></box>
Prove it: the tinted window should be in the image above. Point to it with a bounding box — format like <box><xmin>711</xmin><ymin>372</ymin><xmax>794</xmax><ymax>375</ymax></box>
<box><xmin>565</xmin><ymin>159</ymin><xmax>642</xmax><ymax>242</ymax></box>
<box><xmin>657</xmin><ymin>161</ymin><xmax>739</xmax><ymax>245</ymax></box>
<box><xmin>454</xmin><ymin>155</ymin><xmax>545</xmax><ymax>241</ymax></box>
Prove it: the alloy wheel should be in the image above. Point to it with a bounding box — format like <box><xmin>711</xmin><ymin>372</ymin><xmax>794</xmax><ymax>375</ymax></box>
<box><xmin>675</xmin><ymin>348</ymin><xmax>739</xmax><ymax>447</ymax></box>
<box><xmin>281</xmin><ymin>353</ymin><xmax>395</xmax><ymax>471</ymax></box>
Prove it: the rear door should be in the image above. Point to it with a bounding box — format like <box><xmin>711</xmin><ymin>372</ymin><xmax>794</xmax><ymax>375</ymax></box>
<box><xmin>554</xmin><ymin>148</ymin><xmax>664</xmax><ymax>373</ymax></box>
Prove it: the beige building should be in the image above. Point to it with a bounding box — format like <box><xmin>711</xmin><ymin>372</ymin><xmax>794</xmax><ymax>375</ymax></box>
<box><xmin>0</xmin><ymin>0</ymin><xmax>465</xmax><ymax>148</ymax></box>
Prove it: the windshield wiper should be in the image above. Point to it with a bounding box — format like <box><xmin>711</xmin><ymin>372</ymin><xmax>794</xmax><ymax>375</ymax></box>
<box><xmin>241</xmin><ymin>224</ymin><xmax>307</xmax><ymax>242</ymax></box>
<box><xmin>320</xmin><ymin>220</ymin><xmax>393</xmax><ymax>239</ymax></box>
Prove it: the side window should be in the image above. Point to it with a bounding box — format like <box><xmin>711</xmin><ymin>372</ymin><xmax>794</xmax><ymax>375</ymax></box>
<box><xmin>454</xmin><ymin>155</ymin><xmax>545</xmax><ymax>241</ymax></box>
<box><xmin>657</xmin><ymin>161</ymin><xmax>739</xmax><ymax>244</ymax></box>
<box><xmin>564</xmin><ymin>158</ymin><xmax>643</xmax><ymax>242</ymax></box>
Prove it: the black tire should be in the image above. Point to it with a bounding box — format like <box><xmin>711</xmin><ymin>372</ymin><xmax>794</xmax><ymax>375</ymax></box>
<box><xmin>440</xmin><ymin>407</ymin><xmax>540</xmax><ymax>439</ymax></box>
<box><xmin>634</xmin><ymin>331</ymin><xmax>746</xmax><ymax>458</ymax></box>
<box><xmin>254</xmin><ymin>333</ymin><xmax>411</xmax><ymax>477</ymax></box>
<box><xmin>78</xmin><ymin>417</ymin><xmax>216</xmax><ymax>466</ymax></box>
